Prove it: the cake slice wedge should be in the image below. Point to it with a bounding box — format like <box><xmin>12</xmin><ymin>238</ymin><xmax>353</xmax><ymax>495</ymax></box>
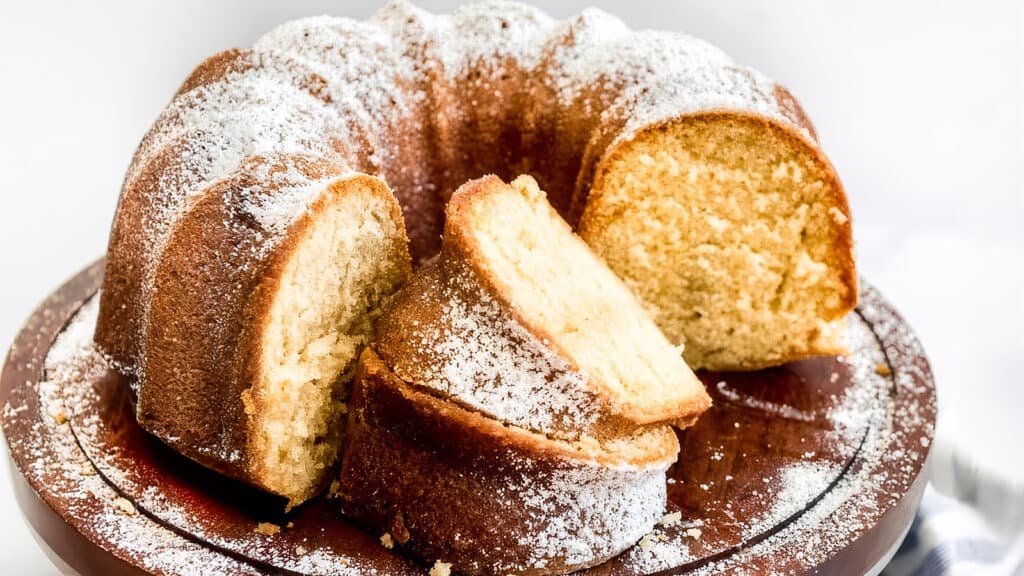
<box><xmin>374</xmin><ymin>174</ymin><xmax>710</xmax><ymax>441</ymax></box>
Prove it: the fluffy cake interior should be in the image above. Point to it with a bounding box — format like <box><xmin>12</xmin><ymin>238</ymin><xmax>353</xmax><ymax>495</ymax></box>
<box><xmin>581</xmin><ymin>115</ymin><xmax>854</xmax><ymax>371</ymax></box>
<box><xmin>451</xmin><ymin>175</ymin><xmax>707</xmax><ymax>425</ymax></box>
<box><xmin>252</xmin><ymin>180</ymin><xmax>409</xmax><ymax>504</ymax></box>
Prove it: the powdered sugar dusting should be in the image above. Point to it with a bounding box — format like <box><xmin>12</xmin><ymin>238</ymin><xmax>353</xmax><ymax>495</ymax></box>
<box><xmin>4</xmin><ymin>297</ymin><xmax>262</xmax><ymax>575</ymax></box>
<box><xmin>499</xmin><ymin>454</ymin><xmax>668</xmax><ymax>572</ymax></box>
<box><xmin>620</xmin><ymin>290</ymin><xmax>935</xmax><ymax>574</ymax></box>
<box><xmin>740</xmin><ymin>461</ymin><xmax>841</xmax><ymax>540</ymax></box>
<box><xmin>227</xmin><ymin>155</ymin><xmax>352</xmax><ymax>241</ymax></box>
<box><xmin>34</xmin><ymin>297</ymin><xmax>387</xmax><ymax>575</ymax></box>
<box><xmin>390</xmin><ymin>264</ymin><xmax>600</xmax><ymax>439</ymax></box>
<box><xmin>129</xmin><ymin>68</ymin><xmax>338</xmax><ymax>243</ymax></box>
<box><xmin>122</xmin><ymin>68</ymin><xmax>343</xmax><ymax>368</ymax></box>
<box><xmin>256</xmin><ymin>13</ymin><xmax>424</xmax><ymax>130</ymax></box>
<box><xmin>58</xmin><ymin>1</ymin><xmax>881</xmax><ymax>571</ymax></box>
<box><xmin>434</xmin><ymin>1</ymin><xmax>554</xmax><ymax>80</ymax></box>
<box><xmin>611</xmin><ymin>65</ymin><xmax>811</xmax><ymax>146</ymax></box>
<box><xmin>122</xmin><ymin>0</ymin><xmax>786</xmax><ymax>271</ymax></box>
<box><xmin>547</xmin><ymin>9</ymin><xmax>733</xmax><ymax>105</ymax></box>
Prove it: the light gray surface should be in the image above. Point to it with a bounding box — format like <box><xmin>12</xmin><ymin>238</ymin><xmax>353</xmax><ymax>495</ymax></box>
<box><xmin>1</xmin><ymin>1</ymin><xmax>1021</xmax><ymax>574</ymax></box>
<box><xmin>868</xmin><ymin>520</ymin><xmax>915</xmax><ymax>576</ymax></box>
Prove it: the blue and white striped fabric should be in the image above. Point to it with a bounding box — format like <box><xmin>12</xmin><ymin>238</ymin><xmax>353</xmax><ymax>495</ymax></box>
<box><xmin>882</xmin><ymin>437</ymin><xmax>1024</xmax><ymax>576</ymax></box>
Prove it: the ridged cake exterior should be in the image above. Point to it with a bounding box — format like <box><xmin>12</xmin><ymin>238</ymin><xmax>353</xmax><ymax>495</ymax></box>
<box><xmin>106</xmin><ymin>149</ymin><xmax>411</xmax><ymax>504</ymax></box>
<box><xmin>95</xmin><ymin>0</ymin><xmax>855</xmax><ymax>499</ymax></box>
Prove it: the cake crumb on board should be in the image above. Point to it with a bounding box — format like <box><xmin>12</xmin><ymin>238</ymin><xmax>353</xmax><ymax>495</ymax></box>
<box><xmin>254</xmin><ymin>522</ymin><xmax>281</xmax><ymax>536</ymax></box>
<box><xmin>114</xmin><ymin>497</ymin><xmax>137</xmax><ymax>516</ymax></box>
<box><xmin>429</xmin><ymin>560</ymin><xmax>452</xmax><ymax>576</ymax></box>
<box><xmin>658</xmin><ymin>511</ymin><xmax>682</xmax><ymax>527</ymax></box>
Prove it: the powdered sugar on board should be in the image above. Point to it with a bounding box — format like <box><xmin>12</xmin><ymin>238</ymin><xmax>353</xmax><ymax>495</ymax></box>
<box><xmin>496</xmin><ymin>452</ymin><xmax>669</xmax><ymax>573</ymax></box>
<box><xmin>621</xmin><ymin>295</ymin><xmax>935</xmax><ymax>574</ymax></box>
<box><xmin>5</xmin><ymin>266</ymin><xmax>934</xmax><ymax>575</ymax></box>
<box><xmin>0</xmin><ymin>295</ymin><xmax>260</xmax><ymax>575</ymax></box>
<box><xmin>50</xmin><ymin>301</ymin><xmax>406</xmax><ymax>574</ymax></box>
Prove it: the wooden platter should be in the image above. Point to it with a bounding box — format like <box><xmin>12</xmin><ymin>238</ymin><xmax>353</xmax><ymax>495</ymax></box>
<box><xmin>1</xmin><ymin>260</ymin><xmax>936</xmax><ymax>575</ymax></box>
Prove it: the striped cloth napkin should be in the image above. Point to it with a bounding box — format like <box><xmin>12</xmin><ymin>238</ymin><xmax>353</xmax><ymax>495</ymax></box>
<box><xmin>882</xmin><ymin>436</ymin><xmax>1024</xmax><ymax>576</ymax></box>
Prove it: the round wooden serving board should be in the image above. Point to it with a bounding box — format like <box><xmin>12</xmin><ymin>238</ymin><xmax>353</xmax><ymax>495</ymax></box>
<box><xmin>1</xmin><ymin>260</ymin><xmax>936</xmax><ymax>576</ymax></box>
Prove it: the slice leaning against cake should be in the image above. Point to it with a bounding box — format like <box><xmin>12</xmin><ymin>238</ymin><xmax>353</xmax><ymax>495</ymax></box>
<box><xmin>373</xmin><ymin>175</ymin><xmax>711</xmax><ymax>441</ymax></box>
<box><xmin>126</xmin><ymin>153</ymin><xmax>411</xmax><ymax>506</ymax></box>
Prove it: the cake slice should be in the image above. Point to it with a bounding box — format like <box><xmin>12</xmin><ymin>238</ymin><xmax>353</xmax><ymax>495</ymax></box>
<box><xmin>374</xmin><ymin>175</ymin><xmax>710</xmax><ymax>441</ymax></box>
<box><xmin>577</xmin><ymin>90</ymin><xmax>857</xmax><ymax>370</ymax></box>
<box><xmin>338</xmin><ymin>349</ymin><xmax>678</xmax><ymax>576</ymax></box>
<box><xmin>135</xmin><ymin>154</ymin><xmax>411</xmax><ymax>505</ymax></box>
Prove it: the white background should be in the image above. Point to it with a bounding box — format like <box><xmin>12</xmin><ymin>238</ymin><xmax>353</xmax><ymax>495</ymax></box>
<box><xmin>1</xmin><ymin>1</ymin><xmax>1022</xmax><ymax>573</ymax></box>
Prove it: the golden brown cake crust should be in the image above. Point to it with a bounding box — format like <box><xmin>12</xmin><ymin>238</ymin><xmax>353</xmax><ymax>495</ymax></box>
<box><xmin>339</xmin><ymin>350</ymin><xmax>677</xmax><ymax>576</ymax></box>
<box><xmin>94</xmin><ymin>138</ymin><xmax>188</xmax><ymax>370</ymax></box>
<box><xmin>94</xmin><ymin>49</ymin><xmax>338</xmax><ymax>371</ymax></box>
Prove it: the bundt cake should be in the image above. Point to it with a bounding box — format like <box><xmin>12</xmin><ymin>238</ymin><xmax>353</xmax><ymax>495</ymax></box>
<box><xmin>374</xmin><ymin>175</ymin><xmax>711</xmax><ymax>441</ymax></box>
<box><xmin>339</xmin><ymin>349</ymin><xmax>679</xmax><ymax>576</ymax></box>
<box><xmin>94</xmin><ymin>0</ymin><xmax>856</xmax><ymax>502</ymax></box>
